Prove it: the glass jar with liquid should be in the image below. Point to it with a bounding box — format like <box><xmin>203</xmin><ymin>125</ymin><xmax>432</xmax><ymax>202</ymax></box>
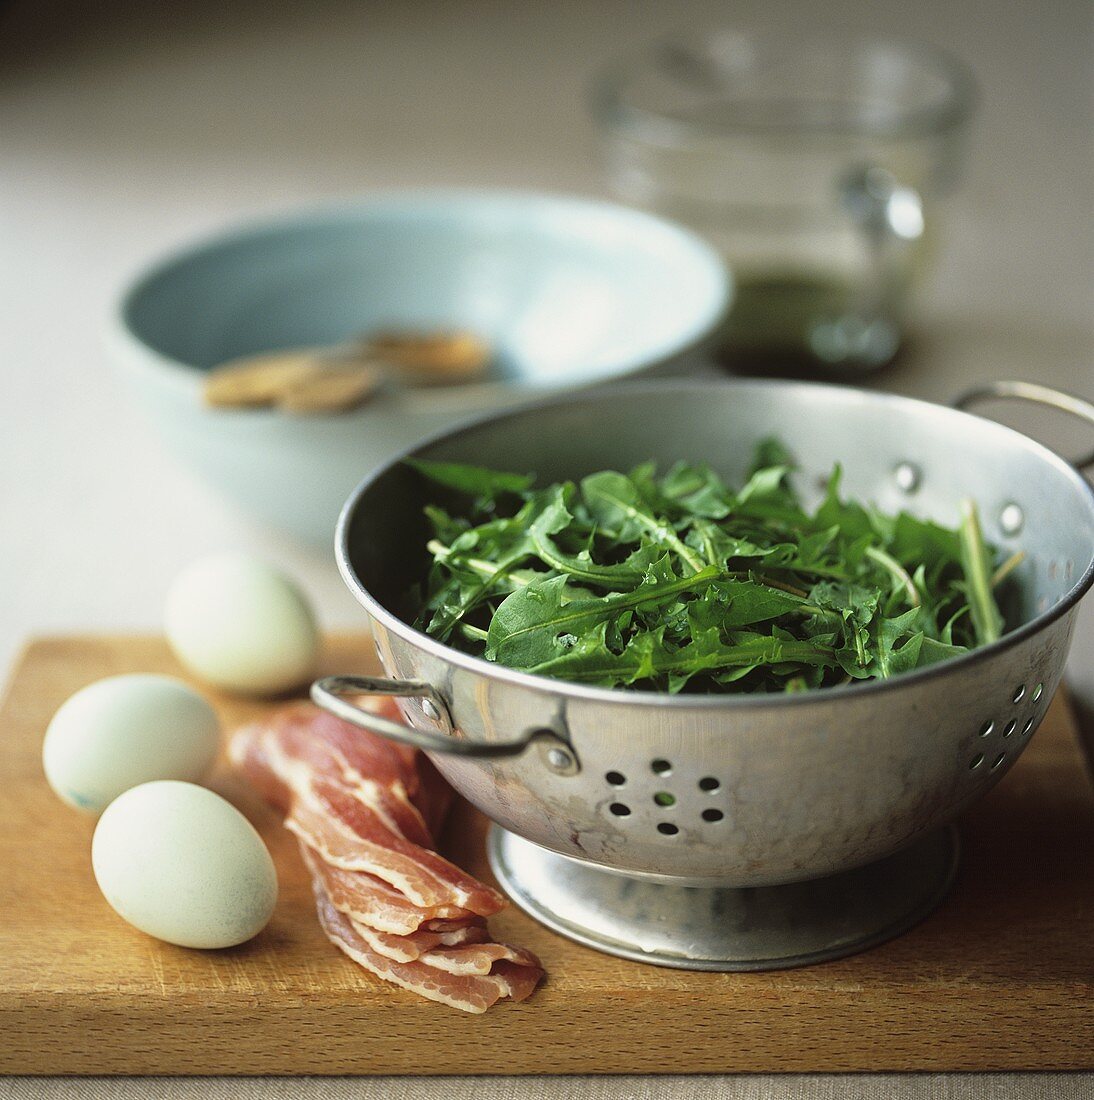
<box><xmin>595</xmin><ymin>32</ymin><xmax>975</xmax><ymax>374</ymax></box>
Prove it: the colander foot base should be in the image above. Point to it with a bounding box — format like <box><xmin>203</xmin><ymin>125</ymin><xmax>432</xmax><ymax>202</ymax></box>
<box><xmin>487</xmin><ymin>825</ymin><xmax>959</xmax><ymax>971</ymax></box>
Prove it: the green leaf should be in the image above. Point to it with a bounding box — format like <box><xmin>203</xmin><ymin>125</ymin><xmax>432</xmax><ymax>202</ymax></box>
<box><xmin>581</xmin><ymin>471</ymin><xmax>706</xmax><ymax>574</ymax></box>
<box><xmin>486</xmin><ymin>560</ymin><xmax>722</xmax><ymax>668</ymax></box>
<box><xmin>893</xmin><ymin>511</ymin><xmax>961</xmax><ymax>556</ymax></box>
<box><xmin>717</xmin><ymin>580</ymin><xmax>805</xmax><ymax>628</ymax></box>
<box><xmin>917</xmin><ymin>636</ymin><xmax>969</xmax><ymax>667</ymax></box>
<box><xmin>748</xmin><ymin>437</ymin><xmax>794</xmax><ymax>473</ymax></box>
<box><xmin>872</xmin><ymin>608</ymin><xmax>921</xmax><ymax>678</ymax></box>
<box><xmin>407</xmin><ymin>458</ymin><xmax>534</xmax><ymax>498</ymax></box>
<box><xmin>659</xmin><ymin>462</ymin><xmax>733</xmax><ymax>519</ymax></box>
<box><xmin>411</xmin><ymin>440</ymin><xmax>1008</xmax><ymax>694</ymax></box>
<box><xmin>736</xmin><ymin>464</ymin><xmax>793</xmax><ymax>505</ymax></box>
<box><xmin>528</xmin><ymin>485</ymin><xmax>643</xmax><ymax>589</ymax></box>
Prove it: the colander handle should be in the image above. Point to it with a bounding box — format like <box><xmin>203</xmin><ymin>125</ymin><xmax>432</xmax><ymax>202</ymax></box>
<box><xmin>311</xmin><ymin>675</ymin><xmax>545</xmax><ymax>759</ymax></box>
<box><xmin>954</xmin><ymin>381</ymin><xmax>1094</xmax><ymax>471</ymax></box>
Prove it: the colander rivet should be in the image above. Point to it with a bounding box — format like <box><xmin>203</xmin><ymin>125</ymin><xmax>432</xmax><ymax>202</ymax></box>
<box><xmin>893</xmin><ymin>462</ymin><xmax>920</xmax><ymax>493</ymax></box>
<box><xmin>546</xmin><ymin>748</ymin><xmax>573</xmax><ymax>772</ymax></box>
<box><xmin>421</xmin><ymin>698</ymin><xmax>441</xmax><ymax>721</ymax></box>
<box><xmin>1000</xmin><ymin>503</ymin><xmax>1024</xmax><ymax>535</ymax></box>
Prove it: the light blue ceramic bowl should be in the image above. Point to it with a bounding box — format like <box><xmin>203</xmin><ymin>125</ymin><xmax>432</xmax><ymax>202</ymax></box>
<box><xmin>109</xmin><ymin>191</ymin><xmax>730</xmax><ymax>543</ymax></box>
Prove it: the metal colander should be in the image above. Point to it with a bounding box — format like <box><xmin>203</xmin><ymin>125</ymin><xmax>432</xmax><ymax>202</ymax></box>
<box><xmin>314</xmin><ymin>379</ymin><xmax>1094</xmax><ymax>970</ymax></box>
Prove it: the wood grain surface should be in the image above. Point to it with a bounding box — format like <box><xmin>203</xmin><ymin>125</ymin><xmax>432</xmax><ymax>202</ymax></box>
<box><xmin>1</xmin><ymin>635</ymin><xmax>1092</xmax><ymax>1075</ymax></box>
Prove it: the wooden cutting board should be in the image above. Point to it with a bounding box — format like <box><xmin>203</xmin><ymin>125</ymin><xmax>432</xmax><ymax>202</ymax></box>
<box><xmin>1</xmin><ymin>635</ymin><xmax>1092</xmax><ymax>1075</ymax></box>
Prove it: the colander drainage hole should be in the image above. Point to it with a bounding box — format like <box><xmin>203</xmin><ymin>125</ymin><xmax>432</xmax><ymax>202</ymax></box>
<box><xmin>1032</xmin><ymin>683</ymin><xmax>1044</xmax><ymax>702</ymax></box>
<box><xmin>991</xmin><ymin>752</ymin><xmax>1007</xmax><ymax>770</ymax></box>
<box><xmin>609</xmin><ymin>802</ymin><xmax>631</xmax><ymax>817</ymax></box>
<box><xmin>979</xmin><ymin>720</ymin><xmax>994</xmax><ymax>738</ymax></box>
<box><xmin>1012</xmin><ymin>684</ymin><xmax>1026</xmax><ymax>703</ymax></box>
<box><xmin>698</xmin><ymin>776</ymin><xmax>720</xmax><ymax>792</ymax></box>
<box><xmin>605</xmin><ymin>771</ymin><xmax>626</xmax><ymax>786</ymax></box>
<box><xmin>1022</xmin><ymin>717</ymin><xmax>1035</xmax><ymax>736</ymax></box>
<box><xmin>651</xmin><ymin>758</ymin><xmax>672</xmax><ymax>776</ymax></box>
<box><xmin>657</xmin><ymin>822</ymin><xmax>679</xmax><ymax>837</ymax></box>
<box><xmin>653</xmin><ymin>791</ymin><xmax>675</xmax><ymax>807</ymax></box>
<box><xmin>1003</xmin><ymin>719</ymin><xmax>1016</xmax><ymax>738</ymax></box>
<box><xmin>969</xmin><ymin>754</ymin><xmax>984</xmax><ymax>771</ymax></box>
<box><xmin>701</xmin><ymin>808</ymin><xmax>724</xmax><ymax>823</ymax></box>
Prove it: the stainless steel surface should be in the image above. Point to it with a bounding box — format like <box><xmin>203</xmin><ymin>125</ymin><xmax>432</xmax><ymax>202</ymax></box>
<box><xmin>319</xmin><ymin>378</ymin><xmax>1094</xmax><ymax>965</ymax></box>
<box><xmin>954</xmin><ymin>380</ymin><xmax>1094</xmax><ymax>470</ymax></box>
<box><xmin>311</xmin><ymin>673</ymin><xmax>580</xmax><ymax>766</ymax></box>
<box><xmin>488</xmin><ymin>824</ymin><xmax>959</xmax><ymax>969</ymax></box>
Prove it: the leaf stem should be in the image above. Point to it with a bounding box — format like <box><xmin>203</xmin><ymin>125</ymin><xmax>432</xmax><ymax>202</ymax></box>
<box><xmin>992</xmin><ymin>550</ymin><xmax>1026</xmax><ymax>589</ymax></box>
<box><xmin>530</xmin><ymin>530</ymin><xmax>640</xmax><ymax>589</ymax></box>
<box><xmin>427</xmin><ymin>540</ymin><xmax>531</xmax><ymax>587</ymax></box>
<box><xmin>752</xmin><ymin>574</ymin><xmax>809</xmax><ymax>598</ymax></box>
<box><xmin>958</xmin><ymin>499</ymin><xmax>1004</xmax><ymax>645</ymax></box>
<box><xmin>865</xmin><ymin>545</ymin><xmax>920</xmax><ymax>607</ymax></box>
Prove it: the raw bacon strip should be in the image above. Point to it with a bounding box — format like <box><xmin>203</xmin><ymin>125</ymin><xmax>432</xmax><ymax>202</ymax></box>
<box><xmin>287</xmin><ymin>793</ymin><xmax>503</xmax><ymax>915</ymax></box>
<box><xmin>259</xmin><ymin>710</ymin><xmax>437</xmax><ymax>847</ymax></box>
<box><xmin>422</xmin><ymin>916</ymin><xmax>485</xmax><ymax>933</ymax></box>
<box><xmin>435</xmin><ymin>926</ymin><xmax>488</xmax><ymax>945</ymax></box>
<box><xmin>231</xmin><ymin>721</ymin><xmax>293</xmax><ymax>813</ymax></box>
<box><xmin>304</xmin><ymin>846</ymin><xmax>471</xmax><ymax>935</ymax></box>
<box><xmin>237</xmin><ymin>710</ymin><xmax>432</xmax><ymax>849</ymax></box>
<box><xmin>350</xmin><ymin>916</ymin><xmax>490</xmax><ymax>964</ymax></box>
<box><xmin>419</xmin><ymin>942</ymin><xmax>542</xmax><ymax>976</ymax></box>
<box><xmin>312</xmin><ymin>877</ymin><xmax>514</xmax><ymax>1014</ymax></box>
<box><xmin>233</xmin><ymin>706</ymin><xmax>503</xmax><ymax>915</ymax></box>
<box><xmin>491</xmin><ymin>960</ymin><xmax>543</xmax><ymax>1003</ymax></box>
<box><xmin>235</xmin><ymin>700</ymin><xmax>454</xmax><ymax>839</ymax></box>
<box><xmin>288</xmin><ymin>797</ymin><xmax>453</xmax><ymax>909</ymax></box>
<box><xmin>265</xmin><ymin>700</ymin><xmax>454</xmax><ymax>840</ymax></box>
<box><xmin>233</xmin><ymin>701</ymin><xmax>544</xmax><ymax>1011</ymax></box>
<box><xmin>307</xmin><ymin>773</ymin><xmax>500</xmax><ymax>912</ymax></box>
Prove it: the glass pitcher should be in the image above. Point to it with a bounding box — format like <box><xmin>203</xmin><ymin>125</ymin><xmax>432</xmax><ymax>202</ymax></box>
<box><xmin>595</xmin><ymin>31</ymin><xmax>976</xmax><ymax>373</ymax></box>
